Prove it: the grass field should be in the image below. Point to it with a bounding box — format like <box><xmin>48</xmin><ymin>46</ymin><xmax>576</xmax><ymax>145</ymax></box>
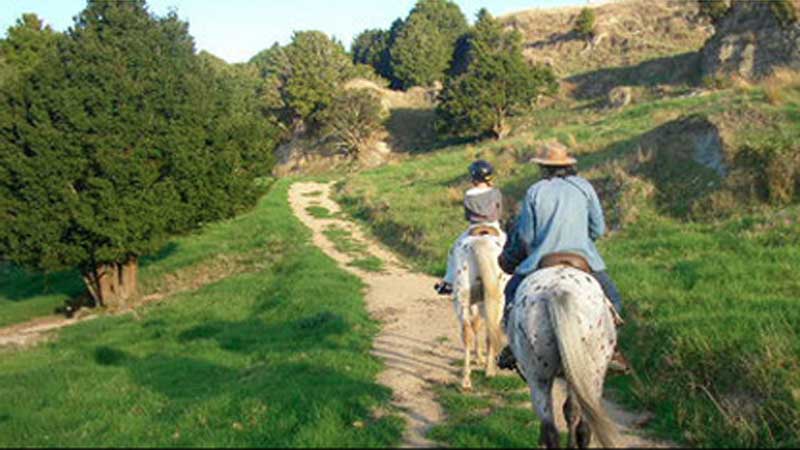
<box><xmin>336</xmin><ymin>86</ymin><xmax>800</xmax><ymax>447</ymax></box>
<box><xmin>0</xmin><ymin>180</ymin><xmax>403</xmax><ymax>447</ymax></box>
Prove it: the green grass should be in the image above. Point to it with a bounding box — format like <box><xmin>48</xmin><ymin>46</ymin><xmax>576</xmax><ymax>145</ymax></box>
<box><xmin>303</xmin><ymin>190</ymin><xmax>323</xmax><ymax>197</ymax></box>
<box><xmin>337</xmin><ymin>87</ymin><xmax>800</xmax><ymax>447</ymax></box>
<box><xmin>348</xmin><ymin>256</ymin><xmax>384</xmax><ymax>273</ymax></box>
<box><xmin>323</xmin><ymin>225</ymin><xmax>385</xmax><ymax>273</ymax></box>
<box><xmin>306</xmin><ymin>205</ymin><xmax>334</xmax><ymax>219</ymax></box>
<box><xmin>0</xmin><ymin>180</ymin><xmax>403</xmax><ymax>447</ymax></box>
<box><xmin>429</xmin><ymin>372</ymin><xmax>550</xmax><ymax>447</ymax></box>
<box><xmin>601</xmin><ymin>210</ymin><xmax>800</xmax><ymax>447</ymax></box>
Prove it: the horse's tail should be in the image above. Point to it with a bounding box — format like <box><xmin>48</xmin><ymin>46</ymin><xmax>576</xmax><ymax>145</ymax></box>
<box><xmin>548</xmin><ymin>287</ymin><xmax>620</xmax><ymax>448</ymax></box>
<box><xmin>471</xmin><ymin>237</ymin><xmax>504</xmax><ymax>351</ymax></box>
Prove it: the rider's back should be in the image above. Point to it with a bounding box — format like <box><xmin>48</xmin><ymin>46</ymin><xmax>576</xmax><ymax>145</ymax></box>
<box><xmin>517</xmin><ymin>175</ymin><xmax>606</xmax><ymax>275</ymax></box>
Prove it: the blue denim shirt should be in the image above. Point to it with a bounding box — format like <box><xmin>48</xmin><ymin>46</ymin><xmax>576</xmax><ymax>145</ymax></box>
<box><xmin>501</xmin><ymin>175</ymin><xmax>606</xmax><ymax>275</ymax></box>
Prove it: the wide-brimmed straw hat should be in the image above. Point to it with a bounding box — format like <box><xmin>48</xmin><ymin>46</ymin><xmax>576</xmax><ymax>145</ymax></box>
<box><xmin>530</xmin><ymin>141</ymin><xmax>577</xmax><ymax>166</ymax></box>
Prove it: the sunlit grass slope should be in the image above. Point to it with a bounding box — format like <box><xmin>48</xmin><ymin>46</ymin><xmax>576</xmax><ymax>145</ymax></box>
<box><xmin>337</xmin><ymin>87</ymin><xmax>800</xmax><ymax>447</ymax></box>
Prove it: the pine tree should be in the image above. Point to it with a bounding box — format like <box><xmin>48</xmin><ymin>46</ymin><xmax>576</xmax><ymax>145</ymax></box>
<box><xmin>0</xmin><ymin>14</ymin><xmax>60</xmax><ymax>81</ymax></box>
<box><xmin>437</xmin><ymin>9</ymin><xmax>558</xmax><ymax>139</ymax></box>
<box><xmin>389</xmin><ymin>0</ymin><xmax>467</xmax><ymax>89</ymax></box>
<box><xmin>351</xmin><ymin>29</ymin><xmax>393</xmax><ymax>81</ymax></box>
<box><xmin>282</xmin><ymin>31</ymin><xmax>356</xmax><ymax>127</ymax></box>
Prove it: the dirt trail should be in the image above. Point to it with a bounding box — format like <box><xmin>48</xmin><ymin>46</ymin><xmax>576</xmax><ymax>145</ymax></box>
<box><xmin>289</xmin><ymin>181</ymin><xmax>673</xmax><ymax>448</ymax></box>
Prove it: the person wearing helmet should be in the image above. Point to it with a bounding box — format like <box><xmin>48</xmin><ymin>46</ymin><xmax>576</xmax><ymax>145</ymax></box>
<box><xmin>495</xmin><ymin>141</ymin><xmax>628</xmax><ymax>372</ymax></box>
<box><xmin>434</xmin><ymin>160</ymin><xmax>506</xmax><ymax>295</ymax></box>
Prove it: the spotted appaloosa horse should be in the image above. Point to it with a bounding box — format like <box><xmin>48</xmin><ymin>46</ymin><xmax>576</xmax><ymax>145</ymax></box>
<box><xmin>452</xmin><ymin>235</ymin><xmax>509</xmax><ymax>390</ymax></box>
<box><xmin>506</xmin><ymin>266</ymin><xmax>620</xmax><ymax>448</ymax></box>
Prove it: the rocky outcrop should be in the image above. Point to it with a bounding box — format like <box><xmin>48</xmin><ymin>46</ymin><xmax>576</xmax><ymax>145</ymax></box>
<box><xmin>701</xmin><ymin>1</ymin><xmax>800</xmax><ymax>80</ymax></box>
<box><xmin>639</xmin><ymin>115</ymin><xmax>728</xmax><ymax>177</ymax></box>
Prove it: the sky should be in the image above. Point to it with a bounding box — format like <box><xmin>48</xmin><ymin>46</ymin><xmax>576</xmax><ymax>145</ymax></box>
<box><xmin>2</xmin><ymin>0</ymin><xmax>588</xmax><ymax>63</ymax></box>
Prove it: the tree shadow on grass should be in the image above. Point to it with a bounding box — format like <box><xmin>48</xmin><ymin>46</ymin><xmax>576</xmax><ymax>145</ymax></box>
<box><xmin>90</xmin><ymin>348</ymin><xmax>394</xmax><ymax>443</ymax></box>
<box><xmin>89</xmin><ymin>306</ymin><xmax>394</xmax><ymax>445</ymax></box>
<box><xmin>138</xmin><ymin>242</ymin><xmax>179</xmax><ymax>269</ymax></box>
<box><xmin>0</xmin><ymin>263</ymin><xmax>83</xmax><ymax>303</ymax></box>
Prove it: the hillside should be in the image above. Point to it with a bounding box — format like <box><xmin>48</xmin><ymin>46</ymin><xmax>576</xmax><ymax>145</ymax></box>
<box><xmin>335</xmin><ymin>77</ymin><xmax>800</xmax><ymax>447</ymax></box>
<box><xmin>502</xmin><ymin>0</ymin><xmax>711</xmax><ymax>78</ymax></box>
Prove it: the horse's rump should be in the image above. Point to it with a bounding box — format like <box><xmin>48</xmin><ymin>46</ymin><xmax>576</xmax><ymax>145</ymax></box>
<box><xmin>508</xmin><ymin>266</ymin><xmax>620</xmax><ymax>447</ymax></box>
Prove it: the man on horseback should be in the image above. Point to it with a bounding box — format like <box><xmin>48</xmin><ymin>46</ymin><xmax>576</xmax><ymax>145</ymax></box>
<box><xmin>496</xmin><ymin>141</ymin><xmax>627</xmax><ymax>371</ymax></box>
<box><xmin>435</xmin><ymin>160</ymin><xmax>506</xmax><ymax>295</ymax></box>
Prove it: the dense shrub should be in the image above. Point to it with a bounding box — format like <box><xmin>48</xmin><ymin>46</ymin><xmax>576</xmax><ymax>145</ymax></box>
<box><xmin>319</xmin><ymin>89</ymin><xmax>386</xmax><ymax>156</ymax></box>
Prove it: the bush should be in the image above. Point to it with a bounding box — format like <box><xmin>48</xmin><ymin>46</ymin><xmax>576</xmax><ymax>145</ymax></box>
<box><xmin>574</xmin><ymin>7</ymin><xmax>596</xmax><ymax>39</ymax></box>
<box><xmin>319</xmin><ymin>89</ymin><xmax>387</xmax><ymax>156</ymax></box>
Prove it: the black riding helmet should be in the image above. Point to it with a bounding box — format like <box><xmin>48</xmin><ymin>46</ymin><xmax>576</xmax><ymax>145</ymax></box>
<box><xmin>469</xmin><ymin>160</ymin><xmax>494</xmax><ymax>183</ymax></box>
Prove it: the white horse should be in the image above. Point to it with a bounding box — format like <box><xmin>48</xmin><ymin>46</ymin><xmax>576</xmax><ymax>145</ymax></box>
<box><xmin>506</xmin><ymin>265</ymin><xmax>620</xmax><ymax>448</ymax></box>
<box><xmin>452</xmin><ymin>232</ymin><xmax>509</xmax><ymax>390</ymax></box>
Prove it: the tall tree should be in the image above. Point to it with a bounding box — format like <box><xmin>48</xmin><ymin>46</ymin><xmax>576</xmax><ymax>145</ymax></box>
<box><xmin>282</xmin><ymin>31</ymin><xmax>355</xmax><ymax>128</ymax></box>
<box><xmin>199</xmin><ymin>51</ymin><xmax>280</xmax><ymax>177</ymax></box>
<box><xmin>0</xmin><ymin>14</ymin><xmax>60</xmax><ymax>84</ymax></box>
<box><xmin>0</xmin><ymin>1</ymin><xmax>267</xmax><ymax>308</ymax></box>
<box><xmin>437</xmin><ymin>9</ymin><xmax>558</xmax><ymax>139</ymax></box>
<box><xmin>351</xmin><ymin>29</ymin><xmax>390</xmax><ymax>75</ymax></box>
<box><xmin>390</xmin><ymin>0</ymin><xmax>467</xmax><ymax>89</ymax></box>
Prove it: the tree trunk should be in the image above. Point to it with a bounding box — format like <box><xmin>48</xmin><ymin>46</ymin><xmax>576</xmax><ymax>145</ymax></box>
<box><xmin>492</xmin><ymin>116</ymin><xmax>510</xmax><ymax>140</ymax></box>
<box><xmin>81</xmin><ymin>257</ymin><xmax>139</xmax><ymax>309</ymax></box>
<box><xmin>118</xmin><ymin>257</ymin><xmax>139</xmax><ymax>301</ymax></box>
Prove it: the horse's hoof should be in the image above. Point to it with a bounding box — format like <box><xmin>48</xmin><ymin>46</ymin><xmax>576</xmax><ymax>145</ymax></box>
<box><xmin>461</xmin><ymin>379</ymin><xmax>472</xmax><ymax>391</ymax></box>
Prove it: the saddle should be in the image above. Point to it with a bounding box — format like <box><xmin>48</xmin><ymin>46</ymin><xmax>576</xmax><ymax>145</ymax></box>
<box><xmin>538</xmin><ymin>252</ymin><xmax>591</xmax><ymax>273</ymax></box>
<box><xmin>468</xmin><ymin>225</ymin><xmax>501</xmax><ymax>238</ymax></box>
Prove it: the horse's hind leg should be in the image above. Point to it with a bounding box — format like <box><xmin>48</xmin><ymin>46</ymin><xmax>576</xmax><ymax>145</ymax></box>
<box><xmin>564</xmin><ymin>393</ymin><xmax>591</xmax><ymax>448</ymax></box>
<box><xmin>471</xmin><ymin>313</ymin><xmax>485</xmax><ymax>366</ymax></box>
<box><xmin>530</xmin><ymin>379</ymin><xmax>560</xmax><ymax>448</ymax></box>
<box><xmin>461</xmin><ymin>319</ymin><xmax>475</xmax><ymax>390</ymax></box>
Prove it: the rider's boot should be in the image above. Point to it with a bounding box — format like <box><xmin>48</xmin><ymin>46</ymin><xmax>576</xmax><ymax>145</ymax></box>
<box><xmin>433</xmin><ymin>280</ymin><xmax>453</xmax><ymax>296</ymax></box>
<box><xmin>608</xmin><ymin>311</ymin><xmax>631</xmax><ymax>374</ymax></box>
<box><xmin>497</xmin><ymin>345</ymin><xmax>517</xmax><ymax>370</ymax></box>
